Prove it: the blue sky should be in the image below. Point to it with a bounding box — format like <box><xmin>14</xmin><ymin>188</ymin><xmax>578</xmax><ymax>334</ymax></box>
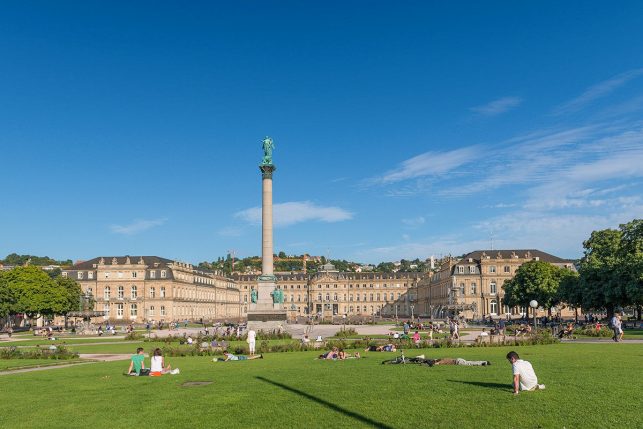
<box><xmin>1</xmin><ymin>2</ymin><xmax>642</xmax><ymax>264</ymax></box>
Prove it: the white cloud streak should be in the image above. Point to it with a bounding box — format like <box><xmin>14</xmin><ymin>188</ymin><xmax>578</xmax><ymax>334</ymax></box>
<box><xmin>235</xmin><ymin>201</ymin><xmax>353</xmax><ymax>227</ymax></box>
<box><xmin>554</xmin><ymin>68</ymin><xmax>643</xmax><ymax>115</ymax></box>
<box><xmin>470</xmin><ymin>96</ymin><xmax>522</xmax><ymax>116</ymax></box>
<box><xmin>371</xmin><ymin>146</ymin><xmax>481</xmax><ymax>185</ymax></box>
<box><xmin>110</xmin><ymin>218</ymin><xmax>167</xmax><ymax>235</ymax></box>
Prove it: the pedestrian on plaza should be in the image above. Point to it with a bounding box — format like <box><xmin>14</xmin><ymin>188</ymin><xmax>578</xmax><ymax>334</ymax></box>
<box><xmin>610</xmin><ymin>313</ymin><xmax>622</xmax><ymax>342</ymax></box>
<box><xmin>506</xmin><ymin>351</ymin><xmax>545</xmax><ymax>395</ymax></box>
<box><xmin>246</xmin><ymin>328</ymin><xmax>257</xmax><ymax>356</ymax></box>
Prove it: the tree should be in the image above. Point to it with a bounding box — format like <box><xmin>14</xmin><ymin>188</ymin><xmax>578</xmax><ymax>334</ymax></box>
<box><xmin>502</xmin><ymin>261</ymin><xmax>565</xmax><ymax>314</ymax></box>
<box><xmin>0</xmin><ymin>271</ymin><xmax>16</xmax><ymax>322</ymax></box>
<box><xmin>4</xmin><ymin>267</ymin><xmax>69</xmax><ymax>319</ymax></box>
<box><xmin>577</xmin><ymin>219</ymin><xmax>642</xmax><ymax>319</ymax></box>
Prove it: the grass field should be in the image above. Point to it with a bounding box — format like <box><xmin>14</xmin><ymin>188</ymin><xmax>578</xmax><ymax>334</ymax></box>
<box><xmin>0</xmin><ymin>343</ymin><xmax>641</xmax><ymax>429</ymax></box>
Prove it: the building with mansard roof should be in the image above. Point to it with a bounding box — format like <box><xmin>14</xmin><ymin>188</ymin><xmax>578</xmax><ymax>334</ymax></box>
<box><xmin>234</xmin><ymin>263</ymin><xmax>422</xmax><ymax>321</ymax></box>
<box><xmin>61</xmin><ymin>256</ymin><xmax>242</xmax><ymax>324</ymax></box>
<box><xmin>417</xmin><ymin>249</ymin><xmax>577</xmax><ymax>320</ymax></box>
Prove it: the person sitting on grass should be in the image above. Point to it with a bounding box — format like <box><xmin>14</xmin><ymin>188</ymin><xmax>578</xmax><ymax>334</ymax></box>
<box><xmin>506</xmin><ymin>351</ymin><xmax>545</xmax><ymax>395</ymax></box>
<box><xmin>319</xmin><ymin>347</ymin><xmax>339</xmax><ymax>360</ymax></box>
<box><xmin>222</xmin><ymin>351</ymin><xmax>263</xmax><ymax>361</ymax></box>
<box><xmin>127</xmin><ymin>347</ymin><xmax>147</xmax><ymax>376</ymax></box>
<box><xmin>365</xmin><ymin>344</ymin><xmax>397</xmax><ymax>352</ymax></box>
<box><xmin>150</xmin><ymin>348</ymin><xmax>180</xmax><ymax>376</ymax></box>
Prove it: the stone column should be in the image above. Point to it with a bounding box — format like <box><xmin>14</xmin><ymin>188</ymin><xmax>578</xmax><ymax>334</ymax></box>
<box><xmin>260</xmin><ymin>165</ymin><xmax>275</xmax><ymax>278</ymax></box>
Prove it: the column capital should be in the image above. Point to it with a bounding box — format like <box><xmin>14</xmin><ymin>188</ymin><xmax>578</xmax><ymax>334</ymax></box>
<box><xmin>259</xmin><ymin>164</ymin><xmax>276</xmax><ymax>179</ymax></box>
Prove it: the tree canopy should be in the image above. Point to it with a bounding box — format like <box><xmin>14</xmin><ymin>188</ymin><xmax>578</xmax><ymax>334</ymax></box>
<box><xmin>502</xmin><ymin>260</ymin><xmax>569</xmax><ymax>311</ymax></box>
<box><xmin>0</xmin><ymin>266</ymin><xmax>81</xmax><ymax>318</ymax></box>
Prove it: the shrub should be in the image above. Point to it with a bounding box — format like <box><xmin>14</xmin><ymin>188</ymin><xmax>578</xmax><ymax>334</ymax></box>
<box><xmin>0</xmin><ymin>345</ymin><xmax>78</xmax><ymax>360</ymax></box>
<box><xmin>334</xmin><ymin>328</ymin><xmax>359</xmax><ymax>338</ymax></box>
<box><xmin>574</xmin><ymin>327</ymin><xmax>613</xmax><ymax>338</ymax></box>
<box><xmin>124</xmin><ymin>331</ymin><xmax>144</xmax><ymax>341</ymax></box>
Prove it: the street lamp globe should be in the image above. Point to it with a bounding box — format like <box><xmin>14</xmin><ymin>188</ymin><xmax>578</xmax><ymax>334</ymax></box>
<box><xmin>529</xmin><ymin>300</ymin><xmax>538</xmax><ymax>309</ymax></box>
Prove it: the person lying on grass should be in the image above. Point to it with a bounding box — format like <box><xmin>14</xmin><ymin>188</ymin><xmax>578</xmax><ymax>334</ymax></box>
<box><xmin>365</xmin><ymin>344</ymin><xmax>397</xmax><ymax>352</ymax></box>
<box><xmin>382</xmin><ymin>354</ymin><xmax>490</xmax><ymax>366</ymax></box>
<box><xmin>220</xmin><ymin>351</ymin><xmax>263</xmax><ymax>361</ymax></box>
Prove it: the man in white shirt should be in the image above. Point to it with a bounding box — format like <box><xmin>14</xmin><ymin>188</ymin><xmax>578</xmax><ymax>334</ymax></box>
<box><xmin>247</xmin><ymin>329</ymin><xmax>257</xmax><ymax>356</ymax></box>
<box><xmin>506</xmin><ymin>351</ymin><xmax>545</xmax><ymax>395</ymax></box>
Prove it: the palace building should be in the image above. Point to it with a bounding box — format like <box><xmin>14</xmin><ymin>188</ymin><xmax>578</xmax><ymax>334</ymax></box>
<box><xmin>61</xmin><ymin>256</ymin><xmax>243</xmax><ymax>324</ymax></box>
<box><xmin>416</xmin><ymin>249</ymin><xmax>577</xmax><ymax>320</ymax></box>
<box><xmin>235</xmin><ymin>262</ymin><xmax>422</xmax><ymax>321</ymax></box>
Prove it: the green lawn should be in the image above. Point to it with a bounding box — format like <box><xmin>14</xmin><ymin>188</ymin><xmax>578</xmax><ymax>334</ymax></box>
<box><xmin>0</xmin><ymin>358</ymin><xmax>80</xmax><ymax>371</ymax></box>
<box><xmin>0</xmin><ymin>337</ymin><xmax>128</xmax><ymax>347</ymax></box>
<box><xmin>0</xmin><ymin>343</ymin><xmax>641</xmax><ymax>428</ymax></box>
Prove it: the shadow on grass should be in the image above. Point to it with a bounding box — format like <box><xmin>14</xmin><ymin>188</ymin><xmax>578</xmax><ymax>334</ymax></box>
<box><xmin>256</xmin><ymin>376</ymin><xmax>394</xmax><ymax>429</ymax></box>
<box><xmin>447</xmin><ymin>379</ymin><xmax>512</xmax><ymax>392</ymax></box>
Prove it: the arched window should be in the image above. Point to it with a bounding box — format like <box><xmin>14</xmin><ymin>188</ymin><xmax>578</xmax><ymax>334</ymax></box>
<box><xmin>149</xmin><ymin>306</ymin><xmax>155</xmax><ymax>317</ymax></box>
<box><xmin>150</xmin><ymin>287</ymin><xmax>156</xmax><ymax>298</ymax></box>
<box><xmin>490</xmin><ymin>300</ymin><xmax>498</xmax><ymax>315</ymax></box>
<box><xmin>160</xmin><ymin>287</ymin><xmax>166</xmax><ymax>298</ymax></box>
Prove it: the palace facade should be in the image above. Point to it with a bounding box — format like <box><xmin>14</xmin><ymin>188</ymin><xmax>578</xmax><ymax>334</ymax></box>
<box><xmin>417</xmin><ymin>249</ymin><xmax>577</xmax><ymax>320</ymax></box>
<box><xmin>62</xmin><ymin>256</ymin><xmax>243</xmax><ymax>324</ymax></box>
<box><xmin>235</xmin><ymin>263</ymin><xmax>422</xmax><ymax>321</ymax></box>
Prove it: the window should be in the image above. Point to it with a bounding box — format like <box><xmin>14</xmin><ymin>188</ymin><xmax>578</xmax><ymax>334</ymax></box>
<box><xmin>356</xmin><ymin>295</ymin><xmax>360</xmax><ymax>302</ymax></box>
<box><xmin>390</xmin><ymin>293</ymin><xmax>394</xmax><ymax>301</ymax></box>
<box><xmin>460</xmin><ymin>283</ymin><xmax>465</xmax><ymax>295</ymax></box>
<box><xmin>78</xmin><ymin>272</ymin><xmax>84</xmax><ymax>279</ymax></box>
<box><xmin>457</xmin><ymin>266</ymin><xmax>464</xmax><ymax>274</ymax></box>
<box><xmin>150</xmin><ymin>287</ymin><xmax>155</xmax><ymax>298</ymax></box>
<box><xmin>504</xmin><ymin>266</ymin><xmax>511</xmax><ymax>273</ymax></box>
<box><xmin>104</xmin><ymin>286</ymin><xmax>111</xmax><ymax>300</ymax></box>
<box><xmin>489</xmin><ymin>266</ymin><xmax>496</xmax><ymax>273</ymax></box>
<box><xmin>132</xmin><ymin>271</ymin><xmax>137</xmax><ymax>278</ymax></box>
<box><xmin>469</xmin><ymin>266</ymin><xmax>476</xmax><ymax>274</ymax></box>
<box><xmin>370</xmin><ymin>293</ymin><xmax>373</xmax><ymax>301</ymax></box>
<box><xmin>131</xmin><ymin>286</ymin><xmax>137</xmax><ymax>299</ymax></box>
<box><xmin>490</xmin><ymin>299</ymin><xmax>498</xmax><ymax>315</ymax></box>
<box><xmin>160</xmin><ymin>306</ymin><xmax>166</xmax><ymax>316</ymax></box>
<box><xmin>118</xmin><ymin>286</ymin><xmax>124</xmax><ymax>299</ymax></box>
<box><xmin>333</xmin><ymin>293</ymin><xmax>337</xmax><ymax>301</ymax></box>
<box><xmin>490</xmin><ymin>282</ymin><xmax>497</xmax><ymax>294</ymax></box>
<box><xmin>325</xmin><ymin>293</ymin><xmax>330</xmax><ymax>302</ymax></box>
<box><xmin>149</xmin><ymin>306</ymin><xmax>155</xmax><ymax>317</ymax></box>
<box><xmin>349</xmin><ymin>295</ymin><xmax>353</xmax><ymax>302</ymax></box>
<box><xmin>160</xmin><ymin>287</ymin><xmax>166</xmax><ymax>298</ymax></box>
<box><xmin>317</xmin><ymin>293</ymin><xmax>322</xmax><ymax>301</ymax></box>
<box><xmin>470</xmin><ymin>282</ymin><xmax>477</xmax><ymax>294</ymax></box>
<box><xmin>161</xmin><ymin>270</ymin><xmax>167</xmax><ymax>278</ymax></box>
<box><xmin>103</xmin><ymin>303</ymin><xmax>109</xmax><ymax>318</ymax></box>
<box><xmin>88</xmin><ymin>271</ymin><xmax>94</xmax><ymax>279</ymax></box>
<box><xmin>117</xmin><ymin>303</ymin><xmax>124</xmax><ymax>318</ymax></box>
<box><xmin>130</xmin><ymin>304</ymin><xmax>138</xmax><ymax>317</ymax></box>
<box><xmin>150</xmin><ymin>271</ymin><xmax>156</xmax><ymax>279</ymax></box>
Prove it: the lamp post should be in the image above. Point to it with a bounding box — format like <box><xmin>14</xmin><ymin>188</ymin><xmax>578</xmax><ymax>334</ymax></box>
<box><xmin>529</xmin><ymin>300</ymin><xmax>538</xmax><ymax>332</ymax></box>
<box><xmin>410</xmin><ymin>304</ymin><xmax>415</xmax><ymax>322</ymax></box>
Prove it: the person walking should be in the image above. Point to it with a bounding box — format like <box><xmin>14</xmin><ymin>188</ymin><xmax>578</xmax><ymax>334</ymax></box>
<box><xmin>247</xmin><ymin>328</ymin><xmax>257</xmax><ymax>356</ymax></box>
<box><xmin>610</xmin><ymin>313</ymin><xmax>622</xmax><ymax>342</ymax></box>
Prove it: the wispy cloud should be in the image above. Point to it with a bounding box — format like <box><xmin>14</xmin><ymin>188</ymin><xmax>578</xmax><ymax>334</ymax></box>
<box><xmin>235</xmin><ymin>201</ymin><xmax>353</xmax><ymax>227</ymax></box>
<box><xmin>402</xmin><ymin>216</ymin><xmax>426</xmax><ymax>227</ymax></box>
<box><xmin>110</xmin><ymin>218</ymin><xmax>167</xmax><ymax>235</ymax></box>
<box><xmin>217</xmin><ymin>226</ymin><xmax>245</xmax><ymax>237</ymax></box>
<box><xmin>470</xmin><ymin>96</ymin><xmax>522</xmax><ymax>116</ymax></box>
<box><xmin>369</xmin><ymin>146</ymin><xmax>481</xmax><ymax>186</ymax></box>
<box><xmin>554</xmin><ymin>68</ymin><xmax>643</xmax><ymax>115</ymax></box>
